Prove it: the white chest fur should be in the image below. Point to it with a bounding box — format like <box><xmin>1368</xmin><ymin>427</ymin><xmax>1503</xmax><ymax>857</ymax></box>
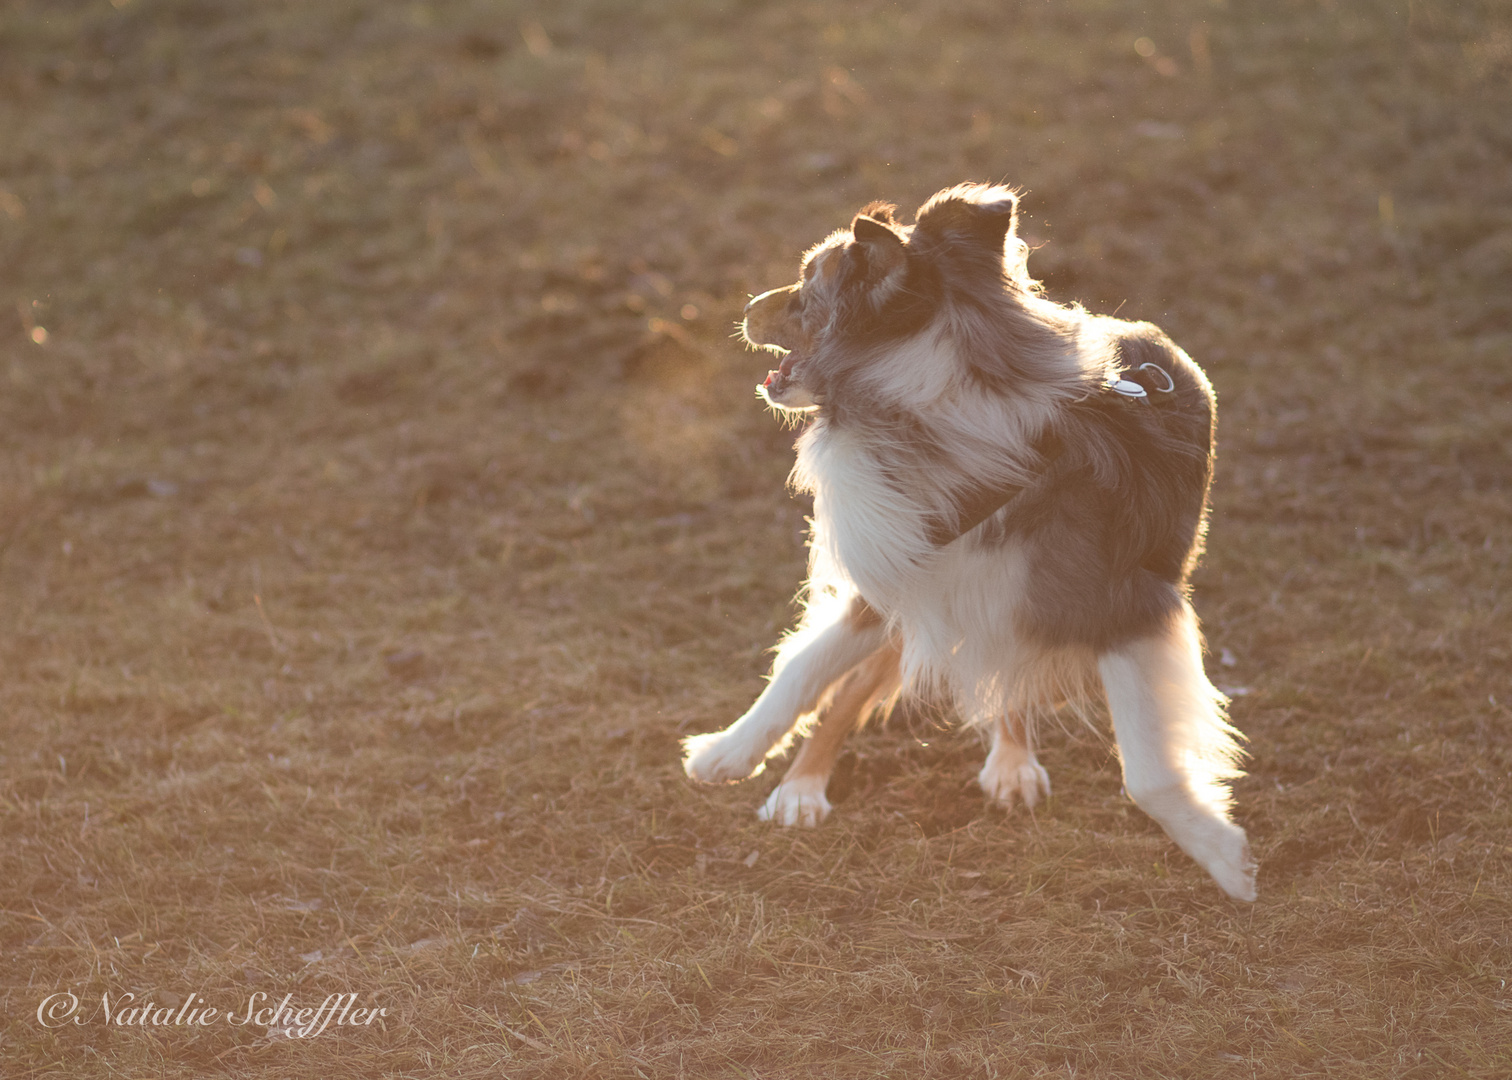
<box><xmin>795</xmin><ymin>423</ymin><xmax>933</xmax><ymax>612</ymax></box>
<box><xmin>793</xmin><ymin>413</ymin><xmax>1059</xmax><ymax>721</ymax></box>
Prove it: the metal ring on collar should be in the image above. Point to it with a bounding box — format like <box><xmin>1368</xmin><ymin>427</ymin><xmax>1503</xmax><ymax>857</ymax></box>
<box><xmin>1138</xmin><ymin>362</ymin><xmax>1176</xmax><ymax>393</ymax></box>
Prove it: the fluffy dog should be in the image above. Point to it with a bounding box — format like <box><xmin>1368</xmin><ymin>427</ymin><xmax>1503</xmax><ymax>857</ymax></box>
<box><xmin>682</xmin><ymin>184</ymin><xmax>1255</xmax><ymax>900</ymax></box>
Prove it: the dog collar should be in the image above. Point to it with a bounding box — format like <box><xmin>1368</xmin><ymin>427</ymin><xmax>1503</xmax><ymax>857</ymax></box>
<box><xmin>925</xmin><ymin>430</ymin><xmax>1065</xmax><ymax>547</ymax></box>
<box><xmin>927</xmin><ymin>361</ymin><xmax>1177</xmax><ymax>547</ymax></box>
<box><xmin>1107</xmin><ymin>361</ymin><xmax>1176</xmax><ymax>401</ymax></box>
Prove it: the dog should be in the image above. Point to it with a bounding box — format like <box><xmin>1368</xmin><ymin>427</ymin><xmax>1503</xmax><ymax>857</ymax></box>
<box><xmin>682</xmin><ymin>184</ymin><xmax>1255</xmax><ymax>901</ymax></box>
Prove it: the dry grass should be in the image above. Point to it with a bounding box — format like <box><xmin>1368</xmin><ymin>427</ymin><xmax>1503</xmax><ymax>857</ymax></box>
<box><xmin>2</xmin><ymin>0</ymin><xmax>1511</xmax><ymax>1076</ymax></box>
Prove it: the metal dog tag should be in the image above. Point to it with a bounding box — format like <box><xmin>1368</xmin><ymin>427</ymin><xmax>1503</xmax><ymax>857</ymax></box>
<box><xmin>1109</xmin><ymin>378</ymin><xmax>1148</xmax><ymax>399</ymax></box>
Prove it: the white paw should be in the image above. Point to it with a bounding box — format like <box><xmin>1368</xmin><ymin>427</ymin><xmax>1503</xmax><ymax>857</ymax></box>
<box><xmin>758</xmin><ymin>776</ymin><xmax>832</xmax><ymax>827</ymax></box>
<box><xmin>978</xmin><ymin>745</ymin><xmax>1051</xmax><ymax>810</ymax></box>
<box><xmin>682</xmin><ymin>730</ymin><xmax>766</xmax><ymax>783</ymax></box>
<box><xmin>1132</xmin><ymin>788</ymin><xmax>1258</xmax><ymax>901</ymax></box>
<box><xmin>1191</xmin><ymin>818</ymin><xmax>1258</xmax><ymax>902</ymax></box>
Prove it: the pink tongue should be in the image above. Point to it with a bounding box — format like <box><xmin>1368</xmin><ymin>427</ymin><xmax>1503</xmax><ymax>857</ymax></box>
<box><xmin>762</xmin><ymin>350</ymin><xmax>799</xmax><ymax>389</ymax></box>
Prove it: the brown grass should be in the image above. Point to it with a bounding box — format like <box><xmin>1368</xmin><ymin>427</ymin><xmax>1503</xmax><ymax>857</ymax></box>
<box><xmin>2</xmin><ymin>1</ymin><xmax>1511</xmax><ymax>1077</ymax></box>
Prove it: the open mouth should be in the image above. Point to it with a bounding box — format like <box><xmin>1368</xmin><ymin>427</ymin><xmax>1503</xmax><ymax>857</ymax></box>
<box><xmin>756</xmin><ymin>346</ymin><xmax>818</xmax><ymax>410</ymax></box>
<box><xmin>761</xmin><ymin>348</ymin><xmax>800</xmax><ymax>391</ymax></box>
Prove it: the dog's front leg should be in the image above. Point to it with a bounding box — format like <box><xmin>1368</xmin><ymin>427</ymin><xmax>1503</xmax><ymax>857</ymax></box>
<box><xmin>759</xmin><ymin>639</ymin><xmax>901</xmax><ymax>826</ymax></box>
<box><xmin>683</xmin><ymin>595</ymin><xmax>887</xmax><ymax>784</ymax></box>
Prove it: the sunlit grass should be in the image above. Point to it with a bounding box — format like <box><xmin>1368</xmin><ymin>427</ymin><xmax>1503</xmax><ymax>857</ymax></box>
<box><xmin>2</xmin><ymin>1</ymin><xmax>1510</xmax><ymax>1077</ymax></box>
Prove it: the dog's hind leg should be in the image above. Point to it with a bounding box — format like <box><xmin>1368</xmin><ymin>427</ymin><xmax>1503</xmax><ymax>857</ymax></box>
<box><xmin>760</xmin><ymin>639</ymin><xmax>901</xmax><ymax>826</ymax></box>
<box><xmin>683</xmin><ymin>595</ymin><xmax>887</xmax><ymax>784</ymax></box>
<box><xmin>978</xmin><ymin>712</ymin><xmax>1051</xmax><ymax>811</ymax></box>
<box><xmin>1099</xmin><ymin>603</ymin><xmax>1257</xmax><ymax>901</ymax></box>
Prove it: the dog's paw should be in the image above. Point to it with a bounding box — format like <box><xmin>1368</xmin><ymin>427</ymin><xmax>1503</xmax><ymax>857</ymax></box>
<box><xmin>1194</xmin><ymin>819</ymin><xmax>1258</xmax><ymax>902</ymax></box>
<box><xmin>1131</xmin><ymin>788</ymin><xmax>1258</xmax><ymax>901</ymax></box>
<box><xmin>758</xmin><ymin>775</ymin><xmax>832</xmax><ymax>827</ymax></box>
<box><xmin>681</xmin><ymin>730</ymin><xmax>765</xmax><ymax>784</ymax></box>
<box><xmin>978</xmin><ymin>745</ymin><xmax>1051</xmax><ymax>811</ymax></box>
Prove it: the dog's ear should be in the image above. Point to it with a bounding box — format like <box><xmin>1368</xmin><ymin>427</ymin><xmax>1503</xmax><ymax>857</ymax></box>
<box><xmin>850</xmin><ymin>214</ymin><xmax>907</xmax><ymax>280</ymax></box>
<box><xmin>914</xmin><ymin>185</ymin><xmax>1020</xmax><ymax>251</ymax></box>
<box><xmin>852</xmin><ymin>213</ymin><xmax>903</xmax><ymax>245</ymax></box>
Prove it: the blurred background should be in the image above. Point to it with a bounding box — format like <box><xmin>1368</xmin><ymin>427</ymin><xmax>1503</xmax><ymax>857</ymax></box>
<box><xmin>3</xmin><ymin>2</ymin><xmax>1510</xmax><ymax>1077</ymax></box>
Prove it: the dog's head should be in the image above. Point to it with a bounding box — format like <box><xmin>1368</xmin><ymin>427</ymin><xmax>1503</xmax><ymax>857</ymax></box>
<box><xmin>744</xmin><ymin>184</ymin><xmax>1030</xmax><ymax>412</ymax></box>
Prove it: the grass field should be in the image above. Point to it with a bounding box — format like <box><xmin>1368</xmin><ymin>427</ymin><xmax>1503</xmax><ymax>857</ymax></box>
<box><xmin>3</xmin><ymin>1</ymin><xmax>1511</xmax><ymax>1076</ymax></box>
